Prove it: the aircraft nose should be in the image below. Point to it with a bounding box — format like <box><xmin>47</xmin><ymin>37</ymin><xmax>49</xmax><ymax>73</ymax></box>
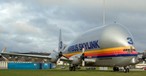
<box><xmin>99</xmin><ymin>24</ymin><xmax>135</xmax><ymax>49</ymax></box>
<box><xmin>123</xmin><ymin>46</ymin><xmax>138</xmax><ymax>54</ymax></box>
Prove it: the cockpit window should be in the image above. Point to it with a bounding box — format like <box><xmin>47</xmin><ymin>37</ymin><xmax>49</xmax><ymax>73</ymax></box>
<box><xmin>123</xmin><ymin>49</ymin><xmax>135</xmax><ymax>52</ymax></box>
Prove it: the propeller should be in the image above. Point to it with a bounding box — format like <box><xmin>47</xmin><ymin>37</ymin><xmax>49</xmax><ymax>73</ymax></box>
<box><xmin>53</xmin><ymin>50</ymin><xmax>67</xmax><ymax>59</ymax></box>
<box><xmin>59</xmin><ymin>51</ymin><xmax>63</xmax><ymax>58</ymax></box>
<box><xmin>142</xmin><ymin>53</ymin><xmax>146</xmax><ymax>63</ymax></box>
<box><xmin>81</xmin><ymin>48</ymin><xmax>85</xmax><ymax>67</ymax></box>
<box><xmin>52</xmin><ymin>50</ymin><xmax>68</xmax><ymax>64</ymax></box>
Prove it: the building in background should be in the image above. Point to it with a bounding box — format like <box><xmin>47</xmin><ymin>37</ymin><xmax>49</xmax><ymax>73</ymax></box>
<box><xmin>0</xmin><ymin>52</ymin><xmax>55</xmax><ymax>70</ymax></box>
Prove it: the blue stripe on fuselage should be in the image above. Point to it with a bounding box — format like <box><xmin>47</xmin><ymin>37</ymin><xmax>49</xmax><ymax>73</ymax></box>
<box><xmin>85</xmin><ymin>54</ymin><xmax>138</xmax><ymax>58</ymax></box>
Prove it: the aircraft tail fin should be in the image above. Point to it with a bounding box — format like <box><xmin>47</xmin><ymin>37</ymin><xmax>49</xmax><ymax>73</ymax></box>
<box><xmin>1</xmin><ymin>47</ymin><xmax>6</xmax><ymax>53</ymax></box>
<box><xmin>58</xmin><ymin>29</ymin><xmax>66</xmax><ymax>52</ymax></box>
<box><xmin>1</xmin><ymin>48</ymin><xmax>9</xmax><ymax>61</ymax></box>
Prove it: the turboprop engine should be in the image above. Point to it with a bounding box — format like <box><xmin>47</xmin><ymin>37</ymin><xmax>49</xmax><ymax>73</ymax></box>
<box><xmin>48</xmin><ymin>52</ymin><xmax>59</xmax><ymax>63</ymax></box>
<box><xmin>69</xmin><ymin>54</ymin><xmax>82</xmax><ymax>65</ymax></box>
<box><xmin>69</xmin><ymin>48</ymin><xmax>85</xmax><ymax>66</ymax></box>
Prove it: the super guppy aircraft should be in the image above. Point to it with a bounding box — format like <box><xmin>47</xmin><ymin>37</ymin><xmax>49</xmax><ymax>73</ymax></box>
<box><xmin>1</xmin><ymin>23</ymin><xmax>140</xmax><ymax>72</ymax></box>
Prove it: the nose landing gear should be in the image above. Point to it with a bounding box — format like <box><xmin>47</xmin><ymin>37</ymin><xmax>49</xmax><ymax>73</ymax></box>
<box><xmin>113</xmin><ymin>67</ymin><xmax>119</xmax><ymax>71</ymax></box>
<box><xmin>124</xmin><ymin>66</ymin><xmax>129</xmax><ymax>73</ymax></box>
<box><xmin>69</xmin><ymin>64</ymin><xmax>76</xmax><ymax>71</ymax></box>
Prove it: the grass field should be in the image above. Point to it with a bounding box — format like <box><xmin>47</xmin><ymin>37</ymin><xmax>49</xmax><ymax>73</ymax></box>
<box><xmin>0</xmin><ymin>69</ymin><xmax>146</xmax><ymax>76</ymax></box>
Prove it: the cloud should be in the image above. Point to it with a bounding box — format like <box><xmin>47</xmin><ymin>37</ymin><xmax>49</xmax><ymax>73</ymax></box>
<box><xmin>11</xmin><ymin>21</ymin><xmax>42</xmax><ymax>35</ymax></box>
<box><xmin>0</xmin><ymin>0</ymin><xmax>146</xmax><ymax>53</ymax></box>
<box><xmin>36</xmin><ymin>0</ymin><xmax>102</xmax><ymax>7</ymax></box>
<box><xmin>107</xmin><ymin>0</ymin><xmax>146</xmax><ymax>12</ymax></box>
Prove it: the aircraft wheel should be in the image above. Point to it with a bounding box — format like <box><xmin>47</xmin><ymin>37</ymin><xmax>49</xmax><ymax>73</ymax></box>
<box><xmin>69</xmin><ymin>64</ymin><xmax>73</xmax><ymax>71</ymax></box>
<box><xmin>72</xmin><ymin>66</ymin><xmax>76</xmax><ymax>71</ymax></box>
<box><xmin>124</xmin><ymin>69</ymin><xmax>127</xmax><ymax>73</ymax></box>
<box><xmin>113</xmin><ymin>67</ymin><xmax>119</xmax><ymax>71</ymax></box>
<box><xmin>116</xmin><ymin>67</ymin><xmax>119</xmax><ymax>71</ymax></box>
<box><xmin>113</xmin><ymin>67</ymin><xmax>116</xmax><ymax>71</ymax></box>
<box><xmin>69</xmin><ymin>67</ymin><xmax>73</xmax><ymax>71</ymax></box>
<box><xmin>127</xmin><ymin>68</ymin><xmax>129</xmax><ymax>72</ymax></box>
<box><xmin>69</xmin><ymin>64</ymin><xmax>76</xmax><ymax>71</ymax></box>
<box><xmin>124</xmin><ymin>66</ymin><xmax>129</xmax><ymax>73</ymax></box>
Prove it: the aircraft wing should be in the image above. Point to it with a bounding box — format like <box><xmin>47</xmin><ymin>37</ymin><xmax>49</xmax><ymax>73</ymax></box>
<box><xmin>59</xmin><ymin>57</ymin><xmax>72</xmax><ymax>63</ymax></box>
<box><xmin>60</xmin><ymin>57</ymin><xmax>96</xmax><ymax>63</ymax></box>
<box><xmin>59</xmin><ymin>54</ymin><xmax>96</xmax><ymax>64</ymax></box>
<box><xmin>1</xmin><ymin>52</ymin><xmax>51</xmax><ymax>59</ymax></box>
<box><xmin>84</xmin><ymin>58</ymin><xmax>96</xmax><ymax>63</ymax></box>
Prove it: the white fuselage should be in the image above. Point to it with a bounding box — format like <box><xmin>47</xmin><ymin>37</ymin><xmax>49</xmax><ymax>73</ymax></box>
<box><xmin>63</xmin><ymin>24</ymin><xmax>138</xmax><ymax>67</ymax></box>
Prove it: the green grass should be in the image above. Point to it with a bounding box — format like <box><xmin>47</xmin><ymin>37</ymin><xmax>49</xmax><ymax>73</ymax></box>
<box><xmin>0</xmin><ymin>69</ymin><xmax>146</xmax><ymax>76</ymax></box>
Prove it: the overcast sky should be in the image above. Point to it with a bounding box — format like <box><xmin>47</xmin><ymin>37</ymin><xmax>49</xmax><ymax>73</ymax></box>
<box><xmin>0</xmin><ymin>0</ymin><xmax>146</xmax><ymax>53</ymax></box>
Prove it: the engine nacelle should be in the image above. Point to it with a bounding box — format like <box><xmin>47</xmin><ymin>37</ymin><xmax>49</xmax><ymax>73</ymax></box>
<box><xmin>48</xmin><ymin>52</ymin><xmax>59</xmax><ymax>63</ymax></box>
<box><xmin>69</xmin><ymin>54</ymin><xmax>82</xmax><ymax>65</ymax></box>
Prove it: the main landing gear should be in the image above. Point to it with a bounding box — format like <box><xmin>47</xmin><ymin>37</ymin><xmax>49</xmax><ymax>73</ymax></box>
<box><xmin>124</xmin><ymin>66</ymin><xmax>129</xmax><ymax>73</ymax></box>
<box><xmin>113</xmin><ymin>66</ymin><xmax>130</xmax><ymax>73</ymax></box>
<box><xmin>69</xmin><ymin>64</ymin><xmax>76</xmax><ymax>71</ymax></box>
<box><xmin>113</xmin><ymin>67</ymin><xmax>119</xmax><ymax>71</ymax></box>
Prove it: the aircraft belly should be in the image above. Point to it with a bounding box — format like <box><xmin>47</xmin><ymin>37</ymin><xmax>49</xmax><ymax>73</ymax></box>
<box><xmin>93</xmin><ymin>56</ymin><xmax>134</xmax><ymax>67</ymax></box>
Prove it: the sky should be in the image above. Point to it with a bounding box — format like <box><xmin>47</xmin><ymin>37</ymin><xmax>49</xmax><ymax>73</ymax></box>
<box><xmin>0</xmin><ymin>0</ymin><xmax>146</xmax><ymax>53</ymax></box>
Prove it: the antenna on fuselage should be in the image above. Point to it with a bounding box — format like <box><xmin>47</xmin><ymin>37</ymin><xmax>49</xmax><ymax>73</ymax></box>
<box><xmin>102</xmin><ymin>0</ymin><xmax>106</xmax><ymax>25</ymax></box>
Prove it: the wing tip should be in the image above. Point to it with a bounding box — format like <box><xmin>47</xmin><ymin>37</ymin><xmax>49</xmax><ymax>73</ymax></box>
<box><xmin>1</xmin><ymin>47</ymin><xmax>6</xmax><ymax>53</ymax></box>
